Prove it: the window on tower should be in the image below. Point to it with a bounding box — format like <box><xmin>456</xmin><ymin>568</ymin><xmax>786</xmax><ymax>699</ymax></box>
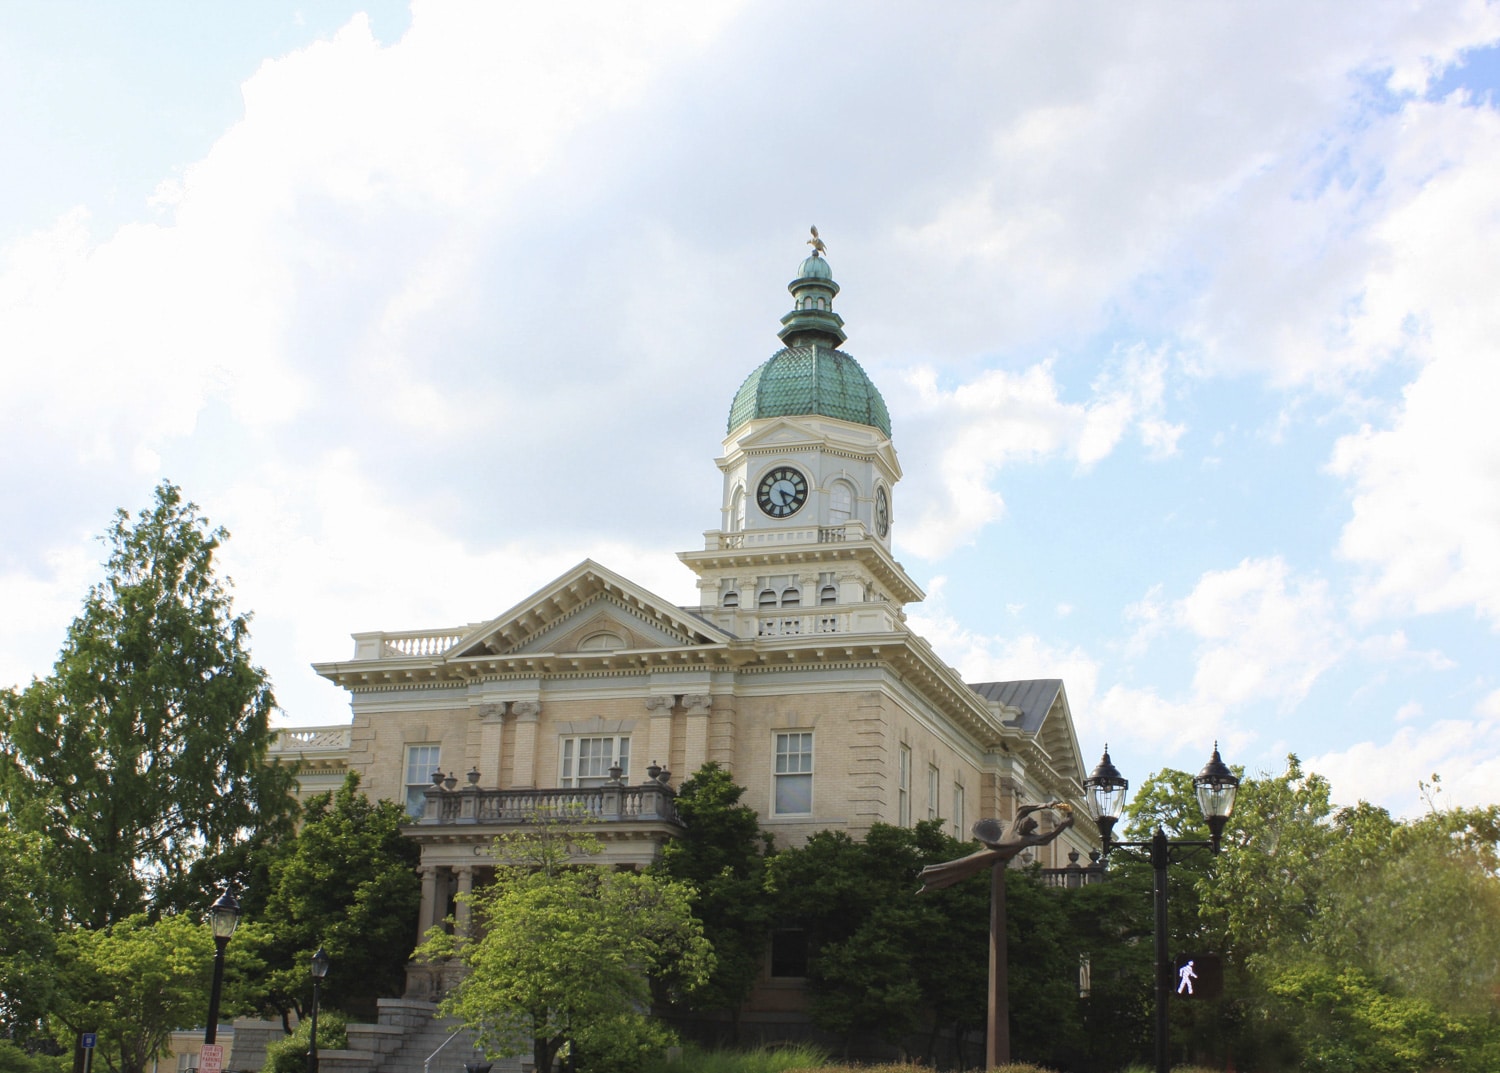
<box><xmin>829</xmin><ymin>481</ymin><xmax>853</xmax><ymax>525</ymax></box>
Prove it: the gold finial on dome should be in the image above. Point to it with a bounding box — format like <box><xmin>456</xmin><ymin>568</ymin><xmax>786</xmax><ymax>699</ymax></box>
<box><xmin>807</xmin><ymin>225</ymin><xmax>827</xmax><ymax>257</ymax></box>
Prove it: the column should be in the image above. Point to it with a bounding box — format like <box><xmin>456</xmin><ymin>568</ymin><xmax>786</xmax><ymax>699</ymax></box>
<box><xmin>416</xmin><ymin>864</ymin><xmax>438</xmax><ymax>944</ymax></box>
<box><xmin>454</xmin><ymin>865</ymin><xmax>475</xmax><ymax>937</ymax></box>
<box><xmin>509</xmin><ymin>701</ymin><xmax>541</xmax><ymax>788</ymax></box>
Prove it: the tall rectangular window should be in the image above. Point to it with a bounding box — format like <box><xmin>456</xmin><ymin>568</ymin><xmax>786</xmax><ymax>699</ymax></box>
<box><xmin>897</xmin><ymin>744</ymin><xmax>911</xmax><ymax>826</ymax></box>
<box><xmin>951</xmin><ymin>782</ymin><xmax>966</xmax><ymax>839</ymax></box>
<box><xmin>774</xmin><ymin>731</ymin><xmax>814</xmax><ymax>815</ymax></box>
<box><xmin>928</xmin><ymin>765</ymin><xmax>941</xmax><ymax>821</ymax></box>
<box><xmin>560</xmin><ymin>735</ymin><xmax>630</xmax><ymax>788</ymax></box>
<box><xmin>405</xmin><ymin>743</ymin><xmax>441</xmax><ymax>818</ymax></box>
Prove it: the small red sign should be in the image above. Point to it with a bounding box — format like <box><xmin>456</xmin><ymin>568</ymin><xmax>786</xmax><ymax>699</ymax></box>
<box><xmin>199</xmin><ymin>1044</ymin><xmax>224</xmax><ymax>1072</ymax></box>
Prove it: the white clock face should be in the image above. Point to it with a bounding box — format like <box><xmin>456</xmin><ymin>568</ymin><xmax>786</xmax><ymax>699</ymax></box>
<box><xmin>875</xmin><ymin>486</ymin><xmax>890</xmax><ymax>537</ymax></box>
<box><xmin>757</xmin><ymin>466</ymin><xmax>809</xmax><ymax>518</ymax></box>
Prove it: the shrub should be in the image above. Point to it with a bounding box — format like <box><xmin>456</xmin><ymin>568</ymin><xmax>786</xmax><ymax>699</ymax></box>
<box><xmin>261</xmin><ymin>1010</ymin><xmax>348</xmax><ymax>1073</ymax></box>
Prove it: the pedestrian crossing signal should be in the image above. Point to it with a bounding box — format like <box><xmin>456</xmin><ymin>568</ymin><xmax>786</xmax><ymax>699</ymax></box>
<box><xmin>1173</xmin><ymin>952</ymin><xmax>1223</xmax><ymax>999</ymax></box>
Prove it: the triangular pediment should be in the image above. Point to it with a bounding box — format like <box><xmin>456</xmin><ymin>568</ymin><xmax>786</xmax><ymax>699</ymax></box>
<box><xmin>970</xmin><ymin>678</ymin><xmax>1087</xmax><ymax>787</ymax></box>
<box><xmin>1033</xmin><ymin>684</ymin><xmax>1088</xmax><ymax>786</ymax></box>
<box><xmin>727</xmin><ymin>415</ymin><xmax>901</xmax><ymax>476</ymax></box>
<box><xmin>448</xmin><ymin>560</ymin><xmax>730</xmax><ymax>660</ymax></box>
<box><xmin>733</xmin><ymin>415</ymin><xmax>826</xmax><ymax>450</ymax></box>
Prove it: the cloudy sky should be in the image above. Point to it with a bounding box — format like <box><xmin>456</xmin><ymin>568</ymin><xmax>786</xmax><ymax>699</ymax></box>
<box><xmin>4</xmin><ymin>2</ymin><xmax>1499</xmax><ymax>819</ymax></box>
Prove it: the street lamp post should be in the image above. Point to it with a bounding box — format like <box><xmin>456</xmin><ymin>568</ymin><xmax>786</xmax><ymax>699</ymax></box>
<box><xmin>1084</xmin><ymin>744</ymin><xmax>1239</xmax><ymax>1073</ymax></box>
<box><xmin>308</xmin><ymin>947</ymin><xmax>330</xmax><ymax>1073</ymax></box>
<box><xmin>204</xmin><ymin>889</ymin><xmax>242</xmax><ymax>1046</ymax></box>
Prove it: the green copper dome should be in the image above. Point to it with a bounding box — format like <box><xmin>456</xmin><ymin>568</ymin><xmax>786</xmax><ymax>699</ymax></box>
<box><xmin>726</xmin><ymin>246</ymin><xmax>890</xmax><ymax>437</ymax></box>
<box><xmin>798</xmin><ymin>254</ymin><xmax>833</xmax><ymax>280</ymax></box>
<box><xmin>728</xmin><ymin>345</ymin><xmax>892</xmax><ymax>437</ymax></box>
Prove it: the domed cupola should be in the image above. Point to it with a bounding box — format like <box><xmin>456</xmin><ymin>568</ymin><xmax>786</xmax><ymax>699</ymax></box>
<box><xmin>681</xmin><ymin>231</ymin><xmax>921</xmax><ymax>627</ymax></box>
<box><xmin>727</xmin><ymin>231</ymin><xmax>891</xmax><ymax>437</ymax></box>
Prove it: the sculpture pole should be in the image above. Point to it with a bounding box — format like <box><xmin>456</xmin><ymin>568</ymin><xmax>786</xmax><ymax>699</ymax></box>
<box><xmin>988</xmin><ymin>860</ymin><xmax>1008</xmax><ymax>1068</ymax></box>
<box><xmin>918</xmin><ymin>802</ymin><xmax>1074</xmax><ymax>1070</ymax></box>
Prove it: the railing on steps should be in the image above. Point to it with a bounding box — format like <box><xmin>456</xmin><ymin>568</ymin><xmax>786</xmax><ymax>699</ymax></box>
<box><xmin>424</xmin><ymin>1027</ymin><xmax>466</xmax><ymax>1073</ymax></box>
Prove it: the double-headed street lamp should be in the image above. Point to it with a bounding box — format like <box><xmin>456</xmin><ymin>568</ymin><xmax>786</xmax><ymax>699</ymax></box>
<box><xmin>308</xmin><ymin>947</ymin><xmax>331</xmax><ymax>1073</ymax></box>
<box><xmin>1084</xmin><ymin>744</ymin><xmax>1240</xmax><ymax>1073</ymax></box>
<box><xmin>204</xmin><ymin>888</ymin><xmax>242</xmax><ymax>1046</ymax></box>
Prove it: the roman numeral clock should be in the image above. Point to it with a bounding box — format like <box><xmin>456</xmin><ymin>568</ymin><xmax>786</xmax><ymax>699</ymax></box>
<box><xmin>757</xmin><ymin>466</ymin><xmax>809</xmax><ymax>518</ymax></box>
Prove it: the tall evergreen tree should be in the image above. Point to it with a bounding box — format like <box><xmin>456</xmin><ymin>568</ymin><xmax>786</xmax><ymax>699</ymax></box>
<box><xmin>653</xmin><ymin>762</ymin><xmax>772</xmax><ymax>1038</ymax></box>
<box><xmin>0</xmin><ymin>482</ymin><xmax>296</xmax><ymax>926</ymax></box>
<box><xmin>245</xmin><ymin>772</ymin><xmax>421</xmax><ymax>1024</ymax></box>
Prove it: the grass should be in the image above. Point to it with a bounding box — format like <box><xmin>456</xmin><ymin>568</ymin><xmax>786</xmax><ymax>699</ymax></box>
<box><xmin>650</xmin><ymin>1052</ymin><xmax>1225</xmax><ymax>1073</ymax></box>
<box><xmin>643</xmin><ymin>1043</ymin><xmax>833</xmax><ymax>1073</ymax></box>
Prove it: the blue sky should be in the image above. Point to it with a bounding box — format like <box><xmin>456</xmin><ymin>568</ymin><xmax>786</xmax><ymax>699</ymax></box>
<box><xmin>3</xmin><ymin>2</ymin><xmax>1499</xmax><ymax>818</ymax></box>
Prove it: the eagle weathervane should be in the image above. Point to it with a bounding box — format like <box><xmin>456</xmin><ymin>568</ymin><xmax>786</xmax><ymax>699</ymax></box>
<box><xmin>807</xmin><ymin>225</ymin><xmax>827</xmax><ymax>257</ymax></box>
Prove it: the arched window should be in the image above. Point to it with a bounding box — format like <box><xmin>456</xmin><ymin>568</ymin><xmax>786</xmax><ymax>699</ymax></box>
<box><xmin>723</xmin><ymin>591</ymin><xmax>739</xmax><ymax>608</ymax></box>
<box><xmin>829</xmin><ymin>481</ymin><xmax>854</xmax><ymax>525</ymax></box>
<box><xmin>820</xmin><ymin>585</ymin><xmax>837</xmax><ymax>605</ymax></box>
<box><xmin>759</xmin><ymin>589</ymin><xmax>778</xmax><ymax>608</ymax></box>
<box><xmin>579</xmin><ymin>632</ymin><xmax>625</xmax><ymax>651</ymax></box>
<box><xmin>781</xmin><ymin>587</ymin><xmax>801</xmax><ymax>607</ymax></box>
<box><xmin>730</xmin><ymin>487</ymin><xmax>745</xmax><ymax>532</ymax></box>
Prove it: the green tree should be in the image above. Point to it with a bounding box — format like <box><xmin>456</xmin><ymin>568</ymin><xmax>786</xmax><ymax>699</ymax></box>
<box><xmin>245</xmin><ymin>772</ymin><xmax>420</xmax><ymax>1024</ymax></box>
<box><xmin>652</xmin><ymin>763</ymin><xmax>771</xmax><ymax>1037</ymax></box>
<box><xmin>418</xmin><ymin>819</ymin><xmax>713</xmax><ymax>1073</ymax></box>
<box><xmin>0</xmin><ymin>483</ymin><xmax>297</xmax><ymax>926</ymax></box>
<box><xmin>49</xmin><ymin>914</ymin><xmax>262</xmax><ymax>1073</ymax></box>
<box><xmin>0</xmin><ymin>824</ymin><xmax>59</xmax><ymax>1050</ymax></box>
<box><xmin>765</xmin><ymin>820</ymin><xmax>1084</xmax><ymax>1065</ymax></box>
<box><xmin>1196</xmin><ymin>758</ymin><xmax>1500</xmax><ymax>1071</ymax></box>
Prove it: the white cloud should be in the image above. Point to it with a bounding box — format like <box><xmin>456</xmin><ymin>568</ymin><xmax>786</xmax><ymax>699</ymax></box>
<box><xmin>1324</xmin><ymin>101</ymin><xmax>1500</xmax><ymax>627</ymax></box>
<box><xmin>897</xmin><ymin>347</ymin><xmax>1179</xmax><ymax>557</ymax></box>
<box><xmin>214</xmin><ymin>448</ymin><xmax>703</xmax><ymax>725</ymax></box>
<box><xmin>1308</xmin><ymin>700</ymin><xmax>1500</xmax><ymax>816</ymax></box>
<box><xmin>1179</xmin><ymin>557</ymin><xmax>1346</xmax><ymax>712</ymax></box>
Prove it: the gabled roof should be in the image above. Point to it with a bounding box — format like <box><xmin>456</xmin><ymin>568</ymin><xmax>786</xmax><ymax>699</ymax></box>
<box><xmin>448</xmin><ymin>560</ymin><xmax>731</xmax><ymax>659</ymax></box>
<box><xmin>969</xmin><ymin>679</ymin><xmax>1062</xmax><ymax>735</ymax></box>
<box><xmin>969</xmin><ymin>678</ymin><xmax>1089</xmax><ymax>791</ymax></box>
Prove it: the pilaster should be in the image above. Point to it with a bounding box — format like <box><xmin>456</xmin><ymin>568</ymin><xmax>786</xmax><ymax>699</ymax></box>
<box><xmin>683</xmin><ymin>694</ymin><xmax>712</xmax><ymax>774</ymax></box>
<box><xmin>477</xmin><ymin>704</ymin><xmax>505</xmax><ymax>789</ymax></box>
<box><xmin>510</xmin><ymin>701</ymin><xmax>541</xmax><ymax>788</ymax></box>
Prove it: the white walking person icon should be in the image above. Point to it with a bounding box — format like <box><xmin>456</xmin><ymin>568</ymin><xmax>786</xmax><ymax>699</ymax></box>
<box><xmin>1177</xmin><ymin>959</ymin><xmax>1197</xmax><ymax>995</ymax></box>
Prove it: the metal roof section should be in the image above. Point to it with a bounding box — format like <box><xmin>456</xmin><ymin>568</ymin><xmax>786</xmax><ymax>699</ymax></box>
<box><xmin>969</xmin><ymin>679</ymin><xmax>1063</xmax><ymax>736</ymax></box>
<box><xmin>726</xmin><ymin>248</ymin><xmax>891</xmax><ymax>438</ymax></box>
<box><xmin>727</xmin><ymin>345</ymin><xmax>892</xmax><ymax>438</ymax></box>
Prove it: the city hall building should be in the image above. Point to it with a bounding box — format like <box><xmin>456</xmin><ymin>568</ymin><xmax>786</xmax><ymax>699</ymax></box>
<box><xmin>273</xmin><ymin>243</ymin><xmax>1099</xmax><ymax>1020</ymax></box>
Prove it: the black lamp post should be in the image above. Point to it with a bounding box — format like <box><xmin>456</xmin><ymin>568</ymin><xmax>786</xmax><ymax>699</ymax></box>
<box><xmin>204</xmin><ymin>888</ymin><xmax>242</xmax><ymax>1045</ymax></box>
<box><xmin>1084</xmin><ymin>743</ymin><xmax>1239</xmax><ymax>1073</ymax></box>
<box><xmin>307</xmin><ymin>946</ymin><xmax>330</xmax><ymax>1073</ymax></box>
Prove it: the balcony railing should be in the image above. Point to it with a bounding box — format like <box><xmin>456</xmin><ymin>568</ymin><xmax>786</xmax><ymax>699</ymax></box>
<box><xmin>268</xmin><ymin>725</ymin><xmax>351</xmax><ymax>754</ymax></box>
<box><xmin>1040</xmin><ymin>850</ymin><xmax>1106</xmax><ymax>888</ymax></box>
<box><xmin>418</xmin><ymin>782</ymin><xmax>680</xmax><ymax>827</ymax></box>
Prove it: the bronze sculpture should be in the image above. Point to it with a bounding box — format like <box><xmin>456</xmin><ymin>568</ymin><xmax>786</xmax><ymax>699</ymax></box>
<box><xmin>918</xmin><ymin>802</ymin><xmax>1075</xmax><ymax>1069</ymax></box>
<box><xmin>917</xmin><ymin>801</ymin><xmax>1074</xmax><ymax>891</ymax></box>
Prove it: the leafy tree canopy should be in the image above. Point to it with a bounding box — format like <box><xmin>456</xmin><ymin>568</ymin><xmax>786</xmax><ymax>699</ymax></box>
<box><xmin>653</xmin><ymin>762</ymin><xmax>772</xmax><ymax>1029</ymax></box>
<box><xmin>0</xmin><ymin>482</ymin><xmax>296</xmax><ymax>926</ymax></box>
<box><xmin>243</xmin><ymin>772</ymin><xmax>421</xmax><ymax>1024</ymax></box>
<box><xmin>49</xmin><ymin>913</ymin><xmax>263</xmax><ymax>1073</ymax></box>
<box><xmin>419</xmin><ymin>818</ymin><xmax>713</xmax><ymax>1073</ymax></box>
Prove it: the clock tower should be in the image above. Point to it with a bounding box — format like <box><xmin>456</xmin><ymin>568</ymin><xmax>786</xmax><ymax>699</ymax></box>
<box><xmin>680</xmin><ymin>240</ymin><xmax>924</xmax><ymax>634</ymax></box>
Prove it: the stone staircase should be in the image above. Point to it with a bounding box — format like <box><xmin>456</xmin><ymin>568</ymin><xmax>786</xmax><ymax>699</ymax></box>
<box><xmin>230</xmin><ymin>999</ymin><xmax>523</xmax><ymax>1073</ymax></box>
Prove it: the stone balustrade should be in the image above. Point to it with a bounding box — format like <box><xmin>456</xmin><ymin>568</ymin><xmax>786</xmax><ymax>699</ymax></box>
<box><xmin>420</xmin><ymin>782</ymin><xmax>680</xmax><ymax>826</ymax></box>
